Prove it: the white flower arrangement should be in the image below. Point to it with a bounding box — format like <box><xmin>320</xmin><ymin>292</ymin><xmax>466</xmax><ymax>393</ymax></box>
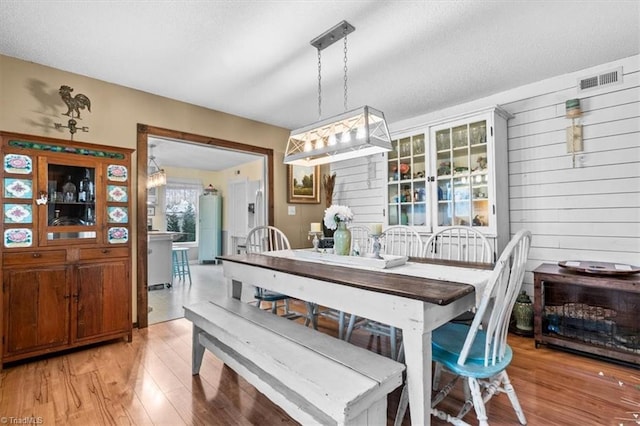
<box><xmin>323</xmin><ymin>204</ymin><xmax>354</xmax><ymax>230</ymax></box>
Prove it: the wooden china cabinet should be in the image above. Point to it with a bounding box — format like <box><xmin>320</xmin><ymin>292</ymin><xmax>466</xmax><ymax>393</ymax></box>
<box><xmin>0</xmin><ymin>131</ymin><xmax>133</xmax><ymax>366</ymax></box>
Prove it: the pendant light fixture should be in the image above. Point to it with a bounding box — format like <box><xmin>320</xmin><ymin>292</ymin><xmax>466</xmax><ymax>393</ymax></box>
<box><xmin>147</xmin><ymin>143</ymin><xmax>166</xmax><ymax>188</ymax></box>
<box><xmin>284</xmin><ymin>20</ymin><xmax>392</xmax><ymax>167</ymax></box>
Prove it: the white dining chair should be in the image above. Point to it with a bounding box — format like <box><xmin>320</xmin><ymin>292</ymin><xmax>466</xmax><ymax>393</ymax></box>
<box><xmin>344</xmin><ymin>225</ymin><xmax>423</xmax><ymax>360</ymax></box>
<box><xmin>424</xmin><ymin>226</ymin><xmax>493</xmax><ymax>389</ymax></box>
<box><xmin>394</xmin><ymin>229</ymin><xmax>532</xmax><ymax>426</ymax></box>
<box><xmin>245</xmin><ymin>226</ymin><xmax>292</xmax><ymax>314</ymax></box>
<box><xmin>424</xmin><ymin>225</ymin><xmax>493</xmax><ymax>263</ymax></box>
<box><xmin>349</xmin><ymin>224</ymin><xmax>372</xmax><ymax>256</ymax></box>
<box><xmin>245</xmin><ymin>225</ymin><xmax>315</xmax><ymax>323</ymax></box>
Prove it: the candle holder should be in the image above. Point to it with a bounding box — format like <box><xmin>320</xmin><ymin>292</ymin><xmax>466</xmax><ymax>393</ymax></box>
<box><xmin>369</xmin><ymin>233</ymin><xmax>383</xmax><ymax>259</ymax></box>
<box><xmin>308</xmin><ymin>231</ymin><xmax>322</xmax><ymax>252</ymax></box>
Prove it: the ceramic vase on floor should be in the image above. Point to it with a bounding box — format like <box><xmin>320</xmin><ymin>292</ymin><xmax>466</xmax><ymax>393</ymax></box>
<box><xmin>333</xmin><ymin>222</ymin><xmax>351</xmax><ymax>255</ymax></box>
<box><xmin>513</xmin><ymin>291</ymin><xmax>533</xmax><ymax>331</ymax></box>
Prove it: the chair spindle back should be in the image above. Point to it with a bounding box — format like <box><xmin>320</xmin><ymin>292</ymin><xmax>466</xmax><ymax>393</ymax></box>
<box><xmin>245</xmin><ymin>226</ymin><xmax>291</xmax><ymax>253</ymax></box>
<box><xmin>379</xmin><ymin>225</ymin><xmax>423</xmax><ymax>257</ymax></box>
<box><xmin>424</xmin><ymin>226</ymin><xmax>492</xmax><ymax>263</ymax></box>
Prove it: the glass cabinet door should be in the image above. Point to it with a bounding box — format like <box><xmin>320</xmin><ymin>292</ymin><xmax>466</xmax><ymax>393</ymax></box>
<box><xmin>387</xmin><ymin>133</ymin><xmax>429</xmax><ymax>228</ymax></box>
<box><xmin>434</xmin><ymin>119</ymin><xmax>490</xmax><ymax>229</ymax></box>
<box><xmin>46</xmin><ymin>162</ymin><xmax>97</xmax><ymax>240</ymax></box>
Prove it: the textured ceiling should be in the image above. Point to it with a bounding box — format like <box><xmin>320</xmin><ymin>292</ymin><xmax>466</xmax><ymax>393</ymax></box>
<box><xmin>1</xmin><ymin>1</ymin><xmax>639</xmax><ymax>170</ymax></box>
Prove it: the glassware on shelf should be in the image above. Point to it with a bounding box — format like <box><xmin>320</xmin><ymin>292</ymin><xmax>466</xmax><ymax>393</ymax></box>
<box><xmin>412</xmin><ymin>135</ymin><xmax>425</xmax><ymax>154</ymax></box>
<box><xmin>389</xmin><ymin>140</ymin><xmax>398</xmax><ymax>159</ymax></box>
<box><xmin>399</xmin><ymin>137</ymin><xmax>411</xmax><ymax>157</ymax></box>
<box><xmin>452</xmin><ymin>126</ymin><xmax>467</xmax><ymax>149</ymax></box>
<box><xmin>47</xmin><ymin>181</ymin><xmax>57</xmax><ymax>202</ymax></box>
<box><xmin>78</xmin><ymin>169</ymin><xmax>91</xmax><ymax>202</ymax></box>
<box><xmin>62</xmin><ymin>175</ymin><xmax>76</xmax><ymax>202</ymax></box>
<box><xmin>86</xmin><ymin>207</ymin><xmax>94</xmax><ymax>224</ymax></box>
<box><xmin>437</xmin><ymin>181</ymin><xmax>451</xmax><ymax>201</ymax></box>
<box><xmin>387</xmin><ymin>132</ymin><xmax>430</xmax><ymax>229</ymax></box>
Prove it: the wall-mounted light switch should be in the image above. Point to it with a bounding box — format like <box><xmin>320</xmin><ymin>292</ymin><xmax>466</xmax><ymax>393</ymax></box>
<box><xmin>288</xmin><ymin>206</ymin><xmax>296</xmax><ymax>215</ymax></box>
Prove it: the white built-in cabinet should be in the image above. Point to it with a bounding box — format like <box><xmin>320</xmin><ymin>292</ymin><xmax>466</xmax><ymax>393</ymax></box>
<box><xmin>198</xmin><ymin>194</ymin><xmax>222</xmax><ymax>263</ymax></box>
<box><xmin>386</xmin><ymin>106</ymin><xmax>512</xmax><ymax>256</ymax></box>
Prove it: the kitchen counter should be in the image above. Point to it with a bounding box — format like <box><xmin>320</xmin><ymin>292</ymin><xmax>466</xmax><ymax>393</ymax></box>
<box><xmin>148</xmin><ymin>231</ymin><xmax>183</xmax><ymax>241</ymax></box>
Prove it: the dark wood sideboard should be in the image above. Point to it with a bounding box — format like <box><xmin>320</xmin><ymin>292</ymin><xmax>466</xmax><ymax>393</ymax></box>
<box><xmin>533</xmin><ymin>263</ymin><xmax>639</xmax><ymax>366</ymax></box>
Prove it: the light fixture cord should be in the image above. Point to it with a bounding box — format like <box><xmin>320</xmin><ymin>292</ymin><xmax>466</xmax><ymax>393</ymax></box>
<box><xmin>343</xmin><ymin>26</ymin><xmax>348</xmax><ymax>111</ymax></box>
<box><xmin>317</xmin><ymin>48</ymin><xmax>322</xmax><ymax>120</ymax></box>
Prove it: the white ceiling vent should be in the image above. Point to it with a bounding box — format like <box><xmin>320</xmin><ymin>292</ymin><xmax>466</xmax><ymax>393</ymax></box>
<box><xmin>578</xmin><ymin>67</ymin><xmax>623</xmax><ymax>93</ymax></box>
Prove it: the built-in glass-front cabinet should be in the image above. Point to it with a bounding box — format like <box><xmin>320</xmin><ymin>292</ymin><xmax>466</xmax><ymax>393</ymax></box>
<box><xmin>433</xmin><ymin>117</ymin><xmax>491</xmax><ymax>230</ymax></box>
<box><xmin>386</xmin><ymin>106</ymin><xmax>511</xmax><ymax>255</ymax></box>
<box><xmin>387</xmin><ymin>133</ymin><xmax>429</xmax><ymax>228</ymax></box>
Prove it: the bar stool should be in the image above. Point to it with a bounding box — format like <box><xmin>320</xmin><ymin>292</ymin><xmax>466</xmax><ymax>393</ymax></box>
<box><xmin>172</xmin><ymin>246</ymin><xmax>192</xmax><ymax>286</ymax></box>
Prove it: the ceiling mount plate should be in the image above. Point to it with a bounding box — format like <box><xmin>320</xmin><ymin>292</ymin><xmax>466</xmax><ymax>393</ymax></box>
<box><xmin>310</xmin><ymin>20</ymin><xmax>355</xmax><ymax>51</ymax></box>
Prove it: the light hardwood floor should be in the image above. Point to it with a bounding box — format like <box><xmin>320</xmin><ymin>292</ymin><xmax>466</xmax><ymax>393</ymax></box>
<box><xmin>148</xmin><ymin>262</ymin><xmax>224</xmax><ymax>324</ymax></box>
<box><xmin>1</xmin><ymin>304</ymin><xmax>638</xmax><ymax>425</ymax></box>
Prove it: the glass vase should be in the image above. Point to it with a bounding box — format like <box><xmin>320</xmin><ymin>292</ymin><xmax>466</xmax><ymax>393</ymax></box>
<box><xmin>333</xmin><ymin>222</ymin><xmax>351</xmax><ymax>256</ymax></box>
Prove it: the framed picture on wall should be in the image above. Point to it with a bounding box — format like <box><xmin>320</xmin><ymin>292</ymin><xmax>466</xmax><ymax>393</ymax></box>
<box><xmin>147</xmin><ymin>206</ymin><xmax>155</xmax><ymax>216</ymax></box>
<box><xmin>147</xmin><ymin>187</ymin><xmax>157</xmax><ymax>205</ymax></box>
<box><xmin>287</xmin><ymin>164</ymin><xmax>320</xmax><ymax>204</ymax></box>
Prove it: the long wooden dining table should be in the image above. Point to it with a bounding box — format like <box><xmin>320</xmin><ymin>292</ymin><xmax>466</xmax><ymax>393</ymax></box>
<box><xmin>217</xmin><ymin>251</ymin><xmax>493</xmax><ymax>426</ymax></box>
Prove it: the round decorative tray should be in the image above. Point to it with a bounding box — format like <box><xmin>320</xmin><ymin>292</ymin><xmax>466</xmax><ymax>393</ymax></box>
<box><xmin>558</xmin><ymin>260</ymin><xmax>640</xmax><ymax>276</ymax></box>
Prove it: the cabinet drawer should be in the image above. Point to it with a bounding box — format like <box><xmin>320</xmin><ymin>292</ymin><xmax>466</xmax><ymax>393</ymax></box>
<box><xmin>3</xmin><ymin>250</ymin><xmax>67</xmax><ymax>267</ymax></box>
<box><xmin>80</xmin><ymin>247</ymin><xmax>129</xmax><ymax>260</ymax></box>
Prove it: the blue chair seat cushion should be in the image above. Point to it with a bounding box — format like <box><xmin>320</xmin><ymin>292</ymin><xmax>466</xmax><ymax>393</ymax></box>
<box><xmin>254</xmin><ymin>288</ymin><xmax>289</xmax><ymax>301</ymax></box>
<box><xmin>432</xmin><ymin>322</ymin><xmax>512</xmax><ymax>379</ymax></box>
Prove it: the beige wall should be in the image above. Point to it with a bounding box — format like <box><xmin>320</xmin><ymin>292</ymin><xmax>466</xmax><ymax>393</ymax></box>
<box><xmin>0</xmin><ymin>54</ymin><xmax>326</xmax><ymax>317</ymax></box>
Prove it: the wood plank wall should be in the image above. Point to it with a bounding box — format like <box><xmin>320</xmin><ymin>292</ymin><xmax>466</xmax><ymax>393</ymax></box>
<box><xmin>332</xmin><ymin>55</ymin><xmax>640</xmax><ymax>294</ymax></box>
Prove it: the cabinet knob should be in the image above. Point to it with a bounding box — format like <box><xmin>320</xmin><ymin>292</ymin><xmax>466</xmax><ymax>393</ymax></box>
<box><xmin>32</xmin><ymin>253</ymin><xmax>41</xmax><ymax>258</ymax></box>
<box><xmin>102</xmin><ymin>249</ymin><xmax>109</xmax><ymax>254</ymax></box>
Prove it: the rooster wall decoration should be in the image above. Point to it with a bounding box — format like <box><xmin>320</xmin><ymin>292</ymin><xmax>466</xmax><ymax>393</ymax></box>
<box><xmin>54</xmin><ymin>85</ymin><xmax>91</xmax><ymax>139</ymax></box>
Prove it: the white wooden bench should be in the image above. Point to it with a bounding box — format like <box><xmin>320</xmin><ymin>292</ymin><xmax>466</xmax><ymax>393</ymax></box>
<box><xmin>185</xmin><ymin>294</ymin><xmax>405</xmax><ymax>426</ymax></box>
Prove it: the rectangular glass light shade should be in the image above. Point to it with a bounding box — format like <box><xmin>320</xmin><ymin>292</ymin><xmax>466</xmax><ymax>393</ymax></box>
<box><xmin>284</xmin><ymin>106</ymin><xmax>392</xmax><ymax>166</ymax></box>
<box><xmin>147</xmin><ymin>170</ymin><xmax>166</xmax><ymax>188</ymax></box>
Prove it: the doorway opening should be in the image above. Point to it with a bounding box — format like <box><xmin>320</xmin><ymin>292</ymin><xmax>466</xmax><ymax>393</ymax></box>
<box><xmin>136</xmin><ymin>124</ymin><xmax>274</xmax><ymax>328</ymax></box>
